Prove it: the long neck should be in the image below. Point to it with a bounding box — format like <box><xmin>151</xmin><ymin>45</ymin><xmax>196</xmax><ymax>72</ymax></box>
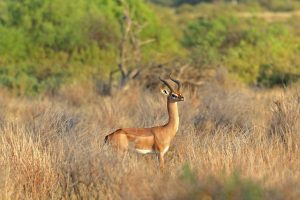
<box><xmin>166</xmin><ymin>99</ymin><xmax>179</xmax><ymax>134</ymax></box>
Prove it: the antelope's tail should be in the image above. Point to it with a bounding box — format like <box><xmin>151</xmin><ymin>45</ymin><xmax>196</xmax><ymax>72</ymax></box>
<box><xmin>104</xmin><ymin>135</ymin><xmax>109</xmax><ymax>144</ymax></box>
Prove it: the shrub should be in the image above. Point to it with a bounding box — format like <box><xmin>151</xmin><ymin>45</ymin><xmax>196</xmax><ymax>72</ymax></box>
<box><xmin>181</xmin><ymin>165</ymin><xmax>263</xmax><ymax>200</ymax></box>
<box><xmin>0</xmin><ymin>0</ymin><xmax>182</xmax><ymax>95</ymax></box>
<box><xmin>183</xmin><ymin>15</ymin><xmax>300</xmax><ymax>86</ymax></box>
<box><xmin>0</xmin><ymin>65</ymin><xmax>66</xmax><ymax>96</ymax></box>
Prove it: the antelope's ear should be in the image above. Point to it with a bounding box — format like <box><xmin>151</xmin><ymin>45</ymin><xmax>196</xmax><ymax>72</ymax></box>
<box><xmin>160</xmin><ymin>87</ymin><xmax>169</xmax><ymax>96</ymax></box>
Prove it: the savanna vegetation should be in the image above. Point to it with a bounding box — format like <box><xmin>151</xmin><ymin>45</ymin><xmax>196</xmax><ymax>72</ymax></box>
<box><xmin>1</xmin><ymin>83</ymin><xmax>300</xmax><ymax>199</ymax></box>
<box><xmin>0</xmin><ymin>0</ymin><xmax>300</xmax><ymax>199</ymax></box>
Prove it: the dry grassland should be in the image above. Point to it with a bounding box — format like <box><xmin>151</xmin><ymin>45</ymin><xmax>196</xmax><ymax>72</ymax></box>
<box><xmin>0</xmin><ymin>83</ymin><xmax>299</xmax><ymax>200</ymax></box>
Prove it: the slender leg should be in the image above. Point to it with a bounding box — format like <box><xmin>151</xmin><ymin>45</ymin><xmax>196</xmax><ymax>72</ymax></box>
<box><xmin>156</xmin><ymin>154</ymin><xmax>160</xmax><ymax>167</ymax></box>
<box><xmin>159</xmin><ymin>152</ymin><xmax>165</xmax><ymax>171</ymax></box>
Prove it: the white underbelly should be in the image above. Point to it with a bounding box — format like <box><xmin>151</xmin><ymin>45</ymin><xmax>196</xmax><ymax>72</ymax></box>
<box><xmin>135</xmin><ymin>149</ymin><xmax>156</xmax><ymax>154</ymax></box>
<box><xmin>135</xmin><ymin>146</ymin><xmax>169</xmax><ymax>155</ymax></box>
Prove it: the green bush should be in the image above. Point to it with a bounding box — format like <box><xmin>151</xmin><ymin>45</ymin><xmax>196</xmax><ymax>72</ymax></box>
<box><xmin>151</xmin><ymin>0</ymin><xmax>300</xmax><ymax>11</ymax></box>
<box><xmin>0</xmin><ymin>27</ymin><xmax>29</xmax><ymax>60</ymax></box>
<box><xmin>183</xmin><ymin>15</ymin><xmax>300</xmax><ymax>86</ymax></box>
<box><xmin>183</xmin><ymin>16</ymin><xmax>238</xmax><ymax>67</ymax></box>
<box><xmin>180</xmin><ymin>165</ymin><xmax>264</xmax><ymax>200</ymax></box>
<box><xmin>0</xmin><ymin>0</ymin><xmax>180</xmax><ymax>61</ymax></box>
<box><xmin>0</xmin><ymin>0</ymin><xmax>181</xmax><ymax>95</ymax></box>
<box><xmin>0</xmin><ymin>65</ymin><xmax>66</xmax><ymax>96</ymax></box>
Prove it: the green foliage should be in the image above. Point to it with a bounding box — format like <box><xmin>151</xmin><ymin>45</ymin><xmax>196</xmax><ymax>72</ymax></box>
<box><xmin>0</xmin><ymin>27</ymin><xmax>29</xmax><ymax>59</ymax></box>
<box><xmin>183</xmin><ymin>16</ymin><xmax>238</xmax><ymax>66</ymax></box>
<box><xmin>0</xmin><ymin>0</ymin><xmax>181</xmax><ymax>95</ymax></box>
<box><xmin>0</xmin><ymin>65</ymin><xmax>66</xmax><ymax>96</ymax></box>
<box><xmin>0</xmin><ymin>0</ymin><xmax>179</xmax><ymax>60</ymax></box>
<box><xmin>181</xmin><ymin>165</ymin><xmax>264</xmax><ymax>200</ymax></box>
<box><xmin>181</xmin><ymin>164</ymin><xmax>198</xmax><ymax>184</ymax></box>
<box><xmin>183</xmin><ymin>15</ymin><xmax>300</xmax><ymax>86</ymax></box>
<box><xmin>151</xmin><ymin>0</ymin><xmax>300</xmax><ymax>11</ymax></box>
<box><xmin>2</xmin><ymin>0</ymin><xmax>120</xmax><ymax>52</ymax></box>
<box><xmin>223</xmin><ymin>171</ymin><xmax>263</xmax><ymax>200</ymax></box>
<box><xmin>225</xmin><ymin>21</ymin><xmax>300</xmax><ymax>85</ymax></box>
<box><xmin>1</xmin><ymin>0</ymin><xmax>300</xmax><ymax>95</ymax></box>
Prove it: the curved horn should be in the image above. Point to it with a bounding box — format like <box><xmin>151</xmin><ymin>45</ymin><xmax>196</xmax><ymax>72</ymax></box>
<box><xmin>169</xmin><ymin>74</ymin><xmax>181</xmax><ymax>91</ymax></box>
<box><xmin>159</xmin><ymin>76</ymin><xmax>173</xmax><ymax>92</ymax></box>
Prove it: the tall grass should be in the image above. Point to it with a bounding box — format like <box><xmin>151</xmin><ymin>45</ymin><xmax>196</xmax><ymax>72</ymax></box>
<box><xmin>0</xmin><ymin>83</ymin><xmax>299</xmax><ymax>199</ymax></box>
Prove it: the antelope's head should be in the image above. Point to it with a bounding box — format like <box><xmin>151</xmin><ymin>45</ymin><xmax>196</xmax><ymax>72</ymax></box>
<box><xmin>160</xmin><ymin>75</ymin><xmax>184</xmax><ymax>102</ymax></box>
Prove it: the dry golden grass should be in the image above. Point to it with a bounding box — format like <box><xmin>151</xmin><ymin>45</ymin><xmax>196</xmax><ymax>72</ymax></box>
<box><xmin>0</xmin><ymin>83</ymin><xmax>299</xmax><ymax>199</ymax></box>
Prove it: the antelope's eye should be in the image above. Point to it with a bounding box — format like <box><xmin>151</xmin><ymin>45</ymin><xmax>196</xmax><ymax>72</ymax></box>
<box><xmin>171</xmin><ymin>94</ymin><xmax>178</xmax><ymax>98</ymax></box>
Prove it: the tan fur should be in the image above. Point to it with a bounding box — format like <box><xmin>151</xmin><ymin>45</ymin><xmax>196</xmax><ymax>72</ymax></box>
<box><xmin>104</xmin><ymin>77</ymin><xmax>184</xmax><ymax>169</ymax></box>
